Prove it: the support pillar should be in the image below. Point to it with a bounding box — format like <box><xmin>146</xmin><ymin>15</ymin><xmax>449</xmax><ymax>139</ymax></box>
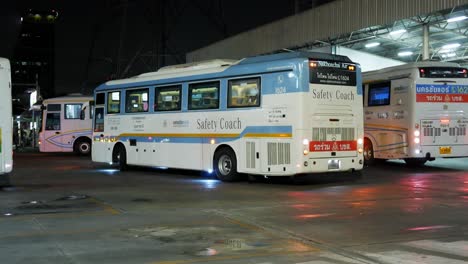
<box><xmin>422</xmin><ymin>24</ymin><xmax>430</xmax><ymax>60</ymax></box>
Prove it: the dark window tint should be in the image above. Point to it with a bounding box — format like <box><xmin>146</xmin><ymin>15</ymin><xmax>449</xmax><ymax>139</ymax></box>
<box><xmin>96</xmin><ymin>93</ymin><xmax>105</xmax><ymax>105</ymax></box>
<box><xmin>155</xmin><ymin>85</ymin><xmax>181</xmax><ymax>111</ymax></box>
<box><xmin>189</xmin><ymin>81</ymin><xmax>219</xmax><ymax>110</ymax></box>
<box><xmin>94</xmin><ymin>107</ymin><xmax>104</xmax><ymax>132</ymax></box>
<box><xmin>45</xmin><ymin>112</ymin><xmax>61</xmax><ymax>130</ymax></box>
<box><xmin>65</xmin><ymin>104</ymin><xmax>82</xmax><ymax>119</ymax></box>
<box><xmin>228</xmin><ymin>77</ymin><xmax>261</xmax><ymax>108</ymax></box>
<box><xmin>47</xmin><ymin>104</ymin><xmax>61</xmax><ymax>111</ymax></box>
<box><xmin>368</xmin><ymin>82</ymin><xmax>390</xmax><ymax>106</ymax></box>
<box><xmin>125</xmin><ymin>88</ymin><xmax>149</xmax><ymax>113</ymax></box>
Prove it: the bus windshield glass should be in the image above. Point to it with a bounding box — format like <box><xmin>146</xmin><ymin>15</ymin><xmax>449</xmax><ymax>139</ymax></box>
<box><xmin>309</xmin><ymin>60</ymin><xmax>356</xmax><ymax>86</ymax></box>
<box><xmin>419</xmin><ymin>67</ymin><xmax>468</xmax><ymax>78</ymax></box>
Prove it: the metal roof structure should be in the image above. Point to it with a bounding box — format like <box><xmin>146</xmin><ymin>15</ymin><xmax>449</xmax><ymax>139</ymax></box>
<box><xmin>187</xmin><ymin>0</ymin><xmax>468</xmax><ymax>66</ymax></box>
<box><xmin>320</xmin><ymin>5</ymin><xmax>468</xmax><ymax>64</ymax></box>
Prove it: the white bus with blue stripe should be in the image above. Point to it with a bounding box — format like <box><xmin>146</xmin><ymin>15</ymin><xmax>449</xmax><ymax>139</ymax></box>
<box><xmin>363</xmin><ymin>61</ymin><xmax>468</xmax><ymax>166</ymax></box>
<box><xmin>0</xmin><ymin>58</ymin><xmax>13</xmax><ymax>175</ymax></box>
<box><xmin>92</xmin><ymin>52</ymin><xmax>364</xmax><ymax>181</ymax></box>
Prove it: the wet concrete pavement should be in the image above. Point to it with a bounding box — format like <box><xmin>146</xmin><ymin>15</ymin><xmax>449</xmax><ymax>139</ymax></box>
<box><xmin>1</xmin><ymin>153</ymin><xmax>467</xmax><ymax>263</ymax></box>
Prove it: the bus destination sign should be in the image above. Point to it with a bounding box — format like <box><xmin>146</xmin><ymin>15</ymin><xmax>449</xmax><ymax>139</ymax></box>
<box><xmin>310</xmin><ymin>60</ymin><xmax>357</xmax><ymax>86</ymax></box>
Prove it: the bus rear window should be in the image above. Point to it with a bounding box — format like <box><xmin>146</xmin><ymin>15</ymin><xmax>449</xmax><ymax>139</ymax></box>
<box><xmin>310</xmin><ymin>60</ymin><xmax>356</xmax><ymax>86</ymax></box>
<box><xmin>368</xmin><ymin>82</ymin><xmax>390</xmax><ymax>106</ymax></box>
<box><xmin>419</xmin><ymin>67</ymin><xmax>468</xmax><ymax>78</ymax></box>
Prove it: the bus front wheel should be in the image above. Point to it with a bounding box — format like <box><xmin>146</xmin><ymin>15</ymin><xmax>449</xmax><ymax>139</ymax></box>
<box><xmin>363</xmin><ymin>138</ymin><xmax>375</xmax><ymax>166</ymax></box>
<box><xmin>213</xmin><ymin>148</ymin><xmax>241</xmax><ymax>182</ymax></box>
<box><xmin>114</xmin><ymin>145</ymin><xmax>128</xmax><ymax>171</ymax></box>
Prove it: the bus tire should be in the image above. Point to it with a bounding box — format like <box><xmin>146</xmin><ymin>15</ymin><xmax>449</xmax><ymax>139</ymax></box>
<box><xmin>404</xmin><ymin>158</ymin><xmax>426</xmax><ymax>167</ymax></box>
<box><xmin>114</xmin><ymin>145</ymin><xmax>128</xmax><ymax>171</ymax></box>
<box><xmin>213</xmin><ymin>147</ymin><xmax>241</xmax><ymax>182</ymax></box>
<box><xmin>363</xmin><ymin>138</ymin><xmax>376</xmax><ymax>166</ymax></box>
<box><xmin>74</xmin><ymin>138</ymin><xmax>92</xmax><ymax>155</ymax></box>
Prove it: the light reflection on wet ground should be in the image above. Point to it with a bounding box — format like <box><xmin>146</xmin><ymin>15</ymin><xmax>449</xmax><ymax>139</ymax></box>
<box><xmin>1</xmin><ymin>153</ymin><xmax>468</xmax><ymax>263</ymax></box>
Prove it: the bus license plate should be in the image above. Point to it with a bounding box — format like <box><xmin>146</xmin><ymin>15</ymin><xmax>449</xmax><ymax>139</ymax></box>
<box><xmin>439</xmin><ymin>147</ymin><xmax>451</xmax><ymax>155</ymax></box>
<box><xmin>328</xmin><ymin>160</ymin><xmax>340</xmax><ymax>170</ymax></box>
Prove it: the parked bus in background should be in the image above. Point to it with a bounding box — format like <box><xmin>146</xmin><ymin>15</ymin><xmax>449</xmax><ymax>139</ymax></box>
<box><xmin>363</xmin><ymin>61</ymin><xmax>468</xmax><ymax>166</ymax></box>
<box><xmin>92</xmin><ymin>52</ymin><xmax>364</xmax><ymax>181</ymax></box>
<box><xmin>0</xmin><ymin>58</ymin><xmax>13</xmax><ymax>175</ymax></box>
<box><xmin>38</xmin><ymin>94</ymin><xmax>93</xmax><ymax>155</ymax></box>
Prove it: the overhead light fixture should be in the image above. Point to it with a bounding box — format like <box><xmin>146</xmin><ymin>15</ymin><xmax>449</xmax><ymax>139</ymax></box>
<box><xmin>365</xmin><ymin>42</ymin><xmax>380</xmax><ymax>48</ymax></box>
<box><xmin>442</xmin><ymin>43</ymin><xmax>461</xmax><ymax>50</ymax></box>
<box><xmin>390</xmin><ymin>29</ymin><xmax>407</xmax><ymax>35</ymax></box>
<box><xmin>447</xmin><ymin>16</ymin><xmax>467</xmax><ymax>23</ymax></box>
<box><xmin>441</xmin><ymin>53</ymin><xmax>457</xmax><ymax>58</ymax></box>
<box><xmin>398</xmin><ymin>51</ymin><xmax>413</xmax><ymax>57</ymax></box>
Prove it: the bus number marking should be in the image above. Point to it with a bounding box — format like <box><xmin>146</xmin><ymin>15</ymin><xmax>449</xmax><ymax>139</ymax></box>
<box><xmin>275</xmin><ymin>86</ymin><xmax>286</xmax><ymax>94</ymax></box>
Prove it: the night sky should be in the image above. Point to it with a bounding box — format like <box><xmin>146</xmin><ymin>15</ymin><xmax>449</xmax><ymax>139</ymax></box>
<box><xmin>1</xmin><ymin>1</ymin><xmax>298</xmax><ymax>95</ymax></box>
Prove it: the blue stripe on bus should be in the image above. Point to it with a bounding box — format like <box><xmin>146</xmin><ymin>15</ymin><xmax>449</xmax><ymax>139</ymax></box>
<box><xmin>114</xmin><ymin>125</ymin><xmax>293</xmax><ymax>144</ymax></box>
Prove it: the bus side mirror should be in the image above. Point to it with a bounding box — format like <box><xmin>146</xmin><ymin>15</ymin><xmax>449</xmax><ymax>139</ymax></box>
<box><xmin>80</xmin><ymin>107</ymin><xmax>86</xmax><ymax>120</ymax></box>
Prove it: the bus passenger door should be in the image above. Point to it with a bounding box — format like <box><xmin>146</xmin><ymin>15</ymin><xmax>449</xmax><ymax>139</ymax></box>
<box><xmin>91</xmin><ymin>107</ymin><xmax>108</xmax><ymax>163</ymax></box>
<box><xmin>42</xmin><ymin>112</ymin><xmax>63</xmax><ymax>152</ymax></box>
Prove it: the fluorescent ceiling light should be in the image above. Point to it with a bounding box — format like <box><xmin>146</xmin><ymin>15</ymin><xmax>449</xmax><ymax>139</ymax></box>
<box><xmin>447</xmin><ymin>16</ymin><xmax>467</xmax><ymax>23</ymax></box>
<box><xmin>441</xmin><ymin>53</ymin><xmax>457</xmax><ymax>58</ymax></box>
<box><xmin>398</xmin><ymin>51</ymin><xmax>413</xmax><ymax>57</ymax></box>
<box><xmin>390</xmin><ymin>29</ymin><xmax>406</xmax><ymax>35</ymax></box>
<box><xmin>442</xmin><ymin>43</ymin><xmax>461</xmax><ymax>50</ymax></box>
<box><xmin>365</xmin><ymin>42</ymin><xmax>380</xmax><ymax>48</ymax></box>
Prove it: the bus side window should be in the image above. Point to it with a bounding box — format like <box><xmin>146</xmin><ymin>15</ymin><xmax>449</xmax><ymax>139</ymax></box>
<box><xmin>188</xmin><ymin>81</ymin><xmax>219</xmax><ymax>110</ymax></box>
<box><xmin>155</xmin><ymin>85</ymin><xmax>181</xmax><ymax>112</ymax></box>
<box><xmin>227</xmin><ymin>77</ymin><xmax>261</xmax><ymax>108</ymax></box>
<box><xmin>125</xmin><ymin>88</ymin><xmax>149</xmax><ymax>113</ymax></box>
<box><xmin>107</xmin><ymin>91</ymin><xmax>121</xmax><ymax>114</ymax></box>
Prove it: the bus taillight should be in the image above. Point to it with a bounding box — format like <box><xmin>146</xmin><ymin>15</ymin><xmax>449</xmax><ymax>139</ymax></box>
<box><xmin>440</xmin><ymin>119</ymin><xmax>450</xmax><ymax>124</ymax></box>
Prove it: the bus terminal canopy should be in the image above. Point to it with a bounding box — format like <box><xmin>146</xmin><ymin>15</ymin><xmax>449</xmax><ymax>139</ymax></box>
<box><xmin>187</xmin><ymin>0</ymin><xmax>468</xmax><ymax>66</ymax></box>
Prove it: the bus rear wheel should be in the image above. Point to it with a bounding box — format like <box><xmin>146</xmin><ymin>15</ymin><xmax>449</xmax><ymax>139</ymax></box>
<box><xmin>213</xmin><ymin>148</ymin><xmax>241</xmax><ymax>182</ymax></box>
<box><xmin>363</xmin><ymin>138</ymin><xmax>375</xmax><ymax>166</ymax></box>
<box><xmin>75</xmin><ymin>138</ymin><xmax>91</xmax><ymax>155</ymax></box>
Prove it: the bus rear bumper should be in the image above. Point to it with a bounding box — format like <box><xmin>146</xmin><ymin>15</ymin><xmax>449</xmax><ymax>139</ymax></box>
<box><xmin>415</xmin><ymin>145</ymin><xmax>468</xmax><ymax>160</ymax></box>
<box><xmin>296</xmin><ymin>156</ymin><xmax>364</xmax><ymax>175</ymax></box>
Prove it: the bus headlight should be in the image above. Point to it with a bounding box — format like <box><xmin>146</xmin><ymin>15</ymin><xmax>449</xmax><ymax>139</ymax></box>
<box><xmin>357</xmin><ymin>138</ymin><xmax>363</xmax><ymax>145</ymax></box>
<box><xmin>303</xmin><ymin>149</ymin><xmax>309</xmax><ymax>155</ymax></box>
<box><xmin>302</xmin><ymin>139</ymin><xmax>309</xmax><ymax>145</ymax></box>
<box><xmin>358</xmin><ymin>148</ymin><xmax>363</xmax><ymax>153</ymax></box>
<box><xmin>414</xmin><ymin>130</ymin><xmax>420</xmax><ymax>137</ymax></box>
<box><xmin>414</xmin><ymin>137</ymin><xmax>420</xmax><ymax>144</ymax></box>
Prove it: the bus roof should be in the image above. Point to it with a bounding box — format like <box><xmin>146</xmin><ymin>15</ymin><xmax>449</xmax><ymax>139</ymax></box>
<box><xmin>363</xmin><ymin>61</ymin><xmax>462</xmax><ymax>77</ymax></box>
<box><xmin>0</xmin><ymin>57</ymin><xmax>9</xmax><ymax>64</ymax></box>
<box><xmin>96</xmin><ymin>51</ymin><xmax>355</xmax><ymax>91</ymax></box>
<box><xmin>43</xmin><ymin>94</ymin><xmax>93</xmax><ymax>103</ymax></box>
